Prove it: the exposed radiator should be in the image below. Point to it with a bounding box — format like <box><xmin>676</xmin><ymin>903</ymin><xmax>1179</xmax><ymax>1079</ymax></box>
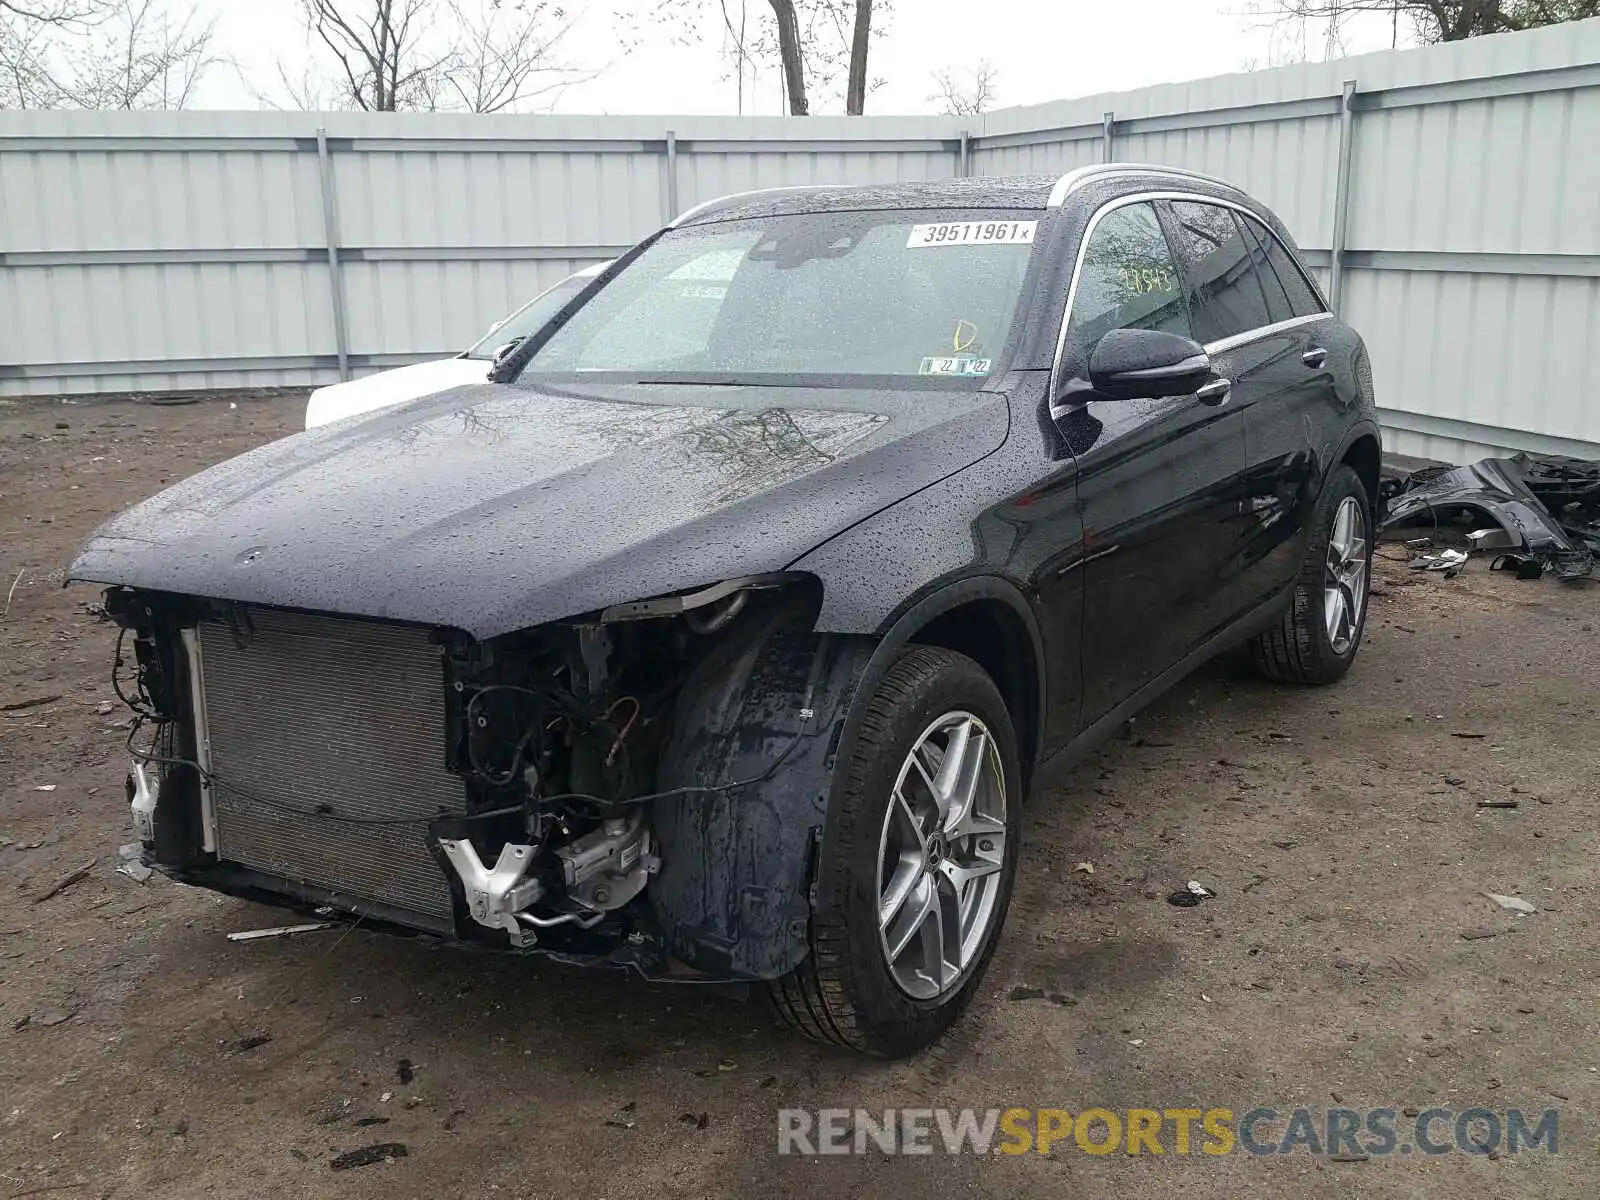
<box><xmin>194</xmin><ymin>609</ymin><xmax>465</xmax><ymax>923</ymax></box>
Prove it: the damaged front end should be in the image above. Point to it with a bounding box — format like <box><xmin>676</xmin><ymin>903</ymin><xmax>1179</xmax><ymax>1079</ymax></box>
<box><xmin>108</xmin><ymin>574</ymin><xmax>870</xmax><ymax>982</ymax></box>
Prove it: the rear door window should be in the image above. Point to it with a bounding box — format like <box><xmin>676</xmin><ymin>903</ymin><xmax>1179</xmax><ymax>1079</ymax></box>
<box><xmin>1166</xmin><ymin>201</ymin><xmax>1273</xmax><ymax>343</ymax></box>
<box><xmin>1238</xmin><ymin>213</ymin><xmax>1325</xmax><ymax>319</ymax></box>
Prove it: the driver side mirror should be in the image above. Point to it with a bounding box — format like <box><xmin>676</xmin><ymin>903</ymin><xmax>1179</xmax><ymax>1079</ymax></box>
<box><xmin>1083</xmin><ymin>328</ymin><xmax>1228</xmax><ymax>404</ymax></box>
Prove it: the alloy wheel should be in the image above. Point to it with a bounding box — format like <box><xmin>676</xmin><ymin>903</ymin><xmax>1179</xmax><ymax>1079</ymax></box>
<box><xmin>875</xmin><ymin>711</ymin><xmax>1008</xmax><ymax>1001</ymax></box>
<box><xmin>1324</xmin><ymin>495</ymin><xmax>1369</xmax><ymax>655</ymax></box>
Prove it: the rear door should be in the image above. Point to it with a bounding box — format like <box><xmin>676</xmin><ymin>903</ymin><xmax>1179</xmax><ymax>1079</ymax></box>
<box><xmin>1160</xmin><ymin>200</ymin><xmax>1330</xmax><ymax>615</ymax></box>
<box><xmin>1062</xmin><ymin>200</ymin><xmax>1249</xmax><ymax>724</ymax></box>
<box><xmin>1232</xmin><ymin>212</ymin><xmax>1348</xmax><ymax>604</ymax></box>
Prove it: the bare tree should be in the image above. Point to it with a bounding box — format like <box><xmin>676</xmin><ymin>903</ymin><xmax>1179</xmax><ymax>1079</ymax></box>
<box><xmin>1247</xmin><ymin>0</ymin><xmax>1599</xmax><ymax>43</ymax></box>
<box><xmin>300</xmin><ymin>0</ymin><xmax>441</xmax><ymax>111</ymax></box>
<box><xmin>767</xmin><ymin>0</ymin><xmax>807</xmax><ymax>113</ymax></box>
<box><xmin>930</xmin><ymin>60</ymin><xmax>998</xmax><ymax>117</ymax></box>
<box><xmin>286</xmin><ymin>0</ymin><xmax>585</xmax><ymax>113</ymax></box>
<box><xmin>620</xmin><ymin>0</ymin><xmax>888</xmax><ymax>115</ymax></box>
<box><xmin>843</xmin><ymin>0</ymin><xmax>869</xmax><ymax>114</ymax></box>
<box><xmin>435</xmin><ymin>0</ymin><xmax>588</xmax><ymax>113</ymax></box>
<box><xmin>1</xmin><ymin>0</ymin><xmax>217</xmax><ymax>109</ymax></box>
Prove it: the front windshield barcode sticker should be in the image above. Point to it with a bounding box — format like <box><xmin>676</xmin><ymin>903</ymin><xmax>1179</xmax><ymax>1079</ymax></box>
<box><xmin>907</xmin><ymin>220</ymin><xmax>1036</xmax><ymax>248</ymax></box>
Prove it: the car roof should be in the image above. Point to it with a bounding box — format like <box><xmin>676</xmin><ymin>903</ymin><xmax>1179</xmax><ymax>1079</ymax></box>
<box><xmin>669</xmin><ymin>164</ymin><xmax>1248</xmax><ymax>227</ymax></box>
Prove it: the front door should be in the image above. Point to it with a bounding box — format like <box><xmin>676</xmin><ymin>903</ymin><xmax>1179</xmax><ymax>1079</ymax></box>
<box><xmin>1055</xmin><ymin>200</ymin><xmax>1250</xmax><ymax>725</ymax></box>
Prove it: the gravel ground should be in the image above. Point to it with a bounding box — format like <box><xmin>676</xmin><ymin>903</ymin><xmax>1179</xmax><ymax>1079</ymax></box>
<box><xmin>1</xmin><ymin>392</ymin><xmax>1597</xmax><ymax>1200</ymax></box>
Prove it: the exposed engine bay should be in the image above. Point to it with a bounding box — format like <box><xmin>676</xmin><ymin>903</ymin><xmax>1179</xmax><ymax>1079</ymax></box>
<box><xmin>106</xmin><ymin>574</ymin><xmax>866</xmax><ymax>981</ymax></box>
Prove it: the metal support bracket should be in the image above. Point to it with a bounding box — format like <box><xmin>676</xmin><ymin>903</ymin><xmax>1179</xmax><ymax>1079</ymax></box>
<box><xmin>437</xmin><ymin>838</ymin><xmax>544</xmax><ymax>948</ymax></box>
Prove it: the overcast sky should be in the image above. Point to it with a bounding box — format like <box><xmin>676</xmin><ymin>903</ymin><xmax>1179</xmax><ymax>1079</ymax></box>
<box><xmin>190</xmin><ymin>0</ymin><xmax>1414</xmax><ymax>116</ymax></box>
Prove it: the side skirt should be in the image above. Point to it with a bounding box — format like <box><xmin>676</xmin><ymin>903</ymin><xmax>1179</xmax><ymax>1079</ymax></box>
<box><xmin>1032</xmin><ymin>583</ymin><xmax>1295</xmax><ymax>792</ymax></box>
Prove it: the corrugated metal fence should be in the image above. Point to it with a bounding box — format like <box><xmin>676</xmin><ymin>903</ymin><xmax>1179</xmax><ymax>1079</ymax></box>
<box><xmin>3</xmin><ymin>19</ymin><xmax>1599</xmax><ymax>461</ymax></box>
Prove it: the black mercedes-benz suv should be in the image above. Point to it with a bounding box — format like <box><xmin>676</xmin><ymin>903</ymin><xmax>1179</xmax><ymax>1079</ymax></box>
<box><xmin>72</xmin><ymin>163</ymin><xmax>1380</xmax><ymax>1058</ymax></box>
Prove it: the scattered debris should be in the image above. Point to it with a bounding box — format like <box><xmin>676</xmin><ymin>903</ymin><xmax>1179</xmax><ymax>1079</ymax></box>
<box><xmin>605</xmin><ymin>1101</ymin><xmax>639</xmax><ymax>1129</ymax></box>
<box><xmin>1073</xmin><ymin>861</ymin><xmax>1095</xmax><ymax>875</ymax></box>
<box><xmin>1466</xmin><ymin>527</ymin><xmax>1515</xmax><ymax>551</ymax></box>
<box><xmin>1008</xmin><ymin>985</ymin><xmax>1046</xmax><ymax>1001</ymax></box>
<box><xmin>354</xmin><ymin>1117</ymin><xmax>391</xmax><ymax>1127</ymax></box>
<box><xmin>34</xmin><ymin>1009</ymin><xmax>79</xmax><ymax>1028</ymax></box>
<box><xmin>1382</xmin><ymin>454</ymin><xmax>1599</xmax><ymax>581</ymax></box>
<box><xmin>233</xmin><ymin>1033</ymin><xmax>272</xmax><ymax>1052</ymax></box>
<box><xmin>1451</xmin><ymin>731</ymin><xmax>1488</xmax><ymax>739</ymax></box>
<box><xmin>1409</xmin><ymin>548</ymin><xmax>1468</xmax><ymax>575</ymax></box>
<box><xmin>1128</xmin><ymin>1039</ymin><xmax>1145</xmax><ymax>1047</ymax></box>
<box><xmin>678</xmin><ymin>1112</ymin><xmax>710</xmax><ymax>1129</ymax></box>
<box><xmin>1168</xmin><ymin>890</ymin><xmax>1202</xmax><ymax>908</ymax></box>
<box><xmin>32</xmin><ymin>860</ymin><xmax>95</xmax><ymax>904</ymax></box>
<box><xmin>1490</xmin><ymin>553</ymin><xmax>1545</xmax><ymax>579</ymax></box>
<box><xmin>1186</xmin><ymin>880</ymin><xmax>1213</xmax><ymax>898</ymax></box>
<box><xmin>1486</xmin><ymin>893</ymin><xmax>1536</xmax><ymax>914</ymax></box>
<box><xmin>2</xmin><ymin>567</ymin><xmax>24</xmax><ymax>618</ymax></box>
<box><xmin>1476</xmin><ymin>799</ymin><xmax>1520</xmax><ymax>810</ymax></box>
<box><xmin>396</xmin><ymin>1059</ymin><xmax>415</xmax><ymax>1085</ymax></box>
<box><xmin>226</xmin><ymin>922</ymin><xmax>333</xmax><ymax>942</ymax></box>
<box><xmin>379</xmin><ymin>1092</ymin><xmax>393</xmax><ymax>1104</ymax></box>
<box><xmin>94</xmin><ymin>700</ymin><xmax>115</xmax><ymax>715</ymax></box>
<box><xmin>31</xmin><ymin>784</ymin><xmax>58</xmax><ymax>792</ymax></box>
<box><xmin>329</xmin><ymin>1143</ymin><xmax>408</xmax><ymax>1171</ymax></box>
<box><xmin>1</xmin><ymin>695</ymin><xmax>62</xmax><ymax>712</ymax></box>
<box><xmin>115</xmin><ymin>843</ymin><xmax>152</xmax><ymax>883</ymax></box>
<box><xmin>1460</xmin><ymin>929</ymin><xmax>1501</xmax><ymax>941</ymax></box>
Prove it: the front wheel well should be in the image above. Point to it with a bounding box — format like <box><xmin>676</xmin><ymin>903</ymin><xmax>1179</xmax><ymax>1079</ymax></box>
<box><xmin>905</xmin><ymin>598</ymin><xmax>1040</xmax><ymax>781</ymax></box>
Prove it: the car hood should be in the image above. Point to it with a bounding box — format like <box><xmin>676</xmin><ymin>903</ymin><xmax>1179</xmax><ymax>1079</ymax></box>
<box><xmin>71</xmin><ymin>380</ymin><xmax>1008</xmax><ymax>638</ymax></box>
<box><xmin>303</xmin><ymin>357</ymin><xmax>488</xmax><ymax>428</ymax></box>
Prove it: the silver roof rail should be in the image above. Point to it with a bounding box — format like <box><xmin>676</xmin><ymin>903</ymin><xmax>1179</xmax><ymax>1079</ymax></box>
<box><xmin>668</xmin><ymin>183</ymin><xmax>856</xmax><ymax>228</ymax></box>
<box><xmin>1046</xmin><ymin>162</ymin><xmax>1243</xmax><ymax>208</ymax></box>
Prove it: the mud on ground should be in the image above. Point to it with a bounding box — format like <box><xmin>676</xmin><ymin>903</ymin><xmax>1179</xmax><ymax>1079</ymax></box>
<box><xmin>1</xmin><ymin>393</ymin><xmax>1597</xmax><ymax>1199</ymax></box>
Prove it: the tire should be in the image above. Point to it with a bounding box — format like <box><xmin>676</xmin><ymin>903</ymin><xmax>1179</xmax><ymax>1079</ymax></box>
<box><xmin>1249</xmin><ymin>463</ymin><xmax>1373</xmax><ymax>685</ymax></box>
<box><xmin>767</xmin><ymin>645</ymin><xmax>1022</xmax><ymax>1058</ymax></box>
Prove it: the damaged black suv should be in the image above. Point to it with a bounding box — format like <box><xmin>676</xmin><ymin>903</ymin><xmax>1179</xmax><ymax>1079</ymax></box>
<box><xmin>72</xmin><ymin>165</ymin><xmax>1380</xmax><ymax>1058</ymax></box>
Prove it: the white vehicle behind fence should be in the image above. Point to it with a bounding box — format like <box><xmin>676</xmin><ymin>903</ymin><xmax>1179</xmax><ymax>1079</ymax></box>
<box><xmin>304</xmin><ymin>261</ymin><xmax>610</xmax><ymax>428</ymax></box>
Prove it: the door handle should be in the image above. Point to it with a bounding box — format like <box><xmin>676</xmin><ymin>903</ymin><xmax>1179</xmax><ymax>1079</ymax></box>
<box><xmin>1195</xmin><ymin>378</ymin><xmax>1231</xmax><ymax>406</ymax></box>
<box><xmin>1301</xmin><ymin>346</ymin><xmax>1328</xmax><ymax>368</ymax></box>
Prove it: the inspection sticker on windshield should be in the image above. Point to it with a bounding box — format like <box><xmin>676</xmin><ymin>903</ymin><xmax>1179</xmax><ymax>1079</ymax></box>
<box><xmin>907</xmin><ymin>220</ymin><xmax>1036</xmax><ymax>248</ymax></box>
<box><xmin>920</xmin><ymin>355</ymin><xmax>992</xmax><ymax>376</ymax></box>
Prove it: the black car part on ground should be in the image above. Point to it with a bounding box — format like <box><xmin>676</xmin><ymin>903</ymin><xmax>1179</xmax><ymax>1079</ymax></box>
<box><xmin>1379</xmin><ymin>454</ymin><xmax>1598</xmax><ymax>582</ymax></box>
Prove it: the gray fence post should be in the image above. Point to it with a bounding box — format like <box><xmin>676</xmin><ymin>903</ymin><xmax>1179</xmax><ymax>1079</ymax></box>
<box><xmin>314</xmin><ymin>128</ymin><xmax>351</xmax><ymax>383</ymax></box>
<box><xmin>958</xmin><ymin>130</ymin><xmax>970</xmax><ymax>177</ymax></box>
<box><xmin>664</xmin><ymin>128</ymin><xmax>680</xmax><ymax>222</ymax></box>
<box><xmin>1102</xmin><ymin>111</ymin><xmax>1115</xmax><ymax>163</ymax></box>
<box><xmin>1329</xmin><ymin>79</ymin><xmax>1358</xmax><ymax>313</ymax></box>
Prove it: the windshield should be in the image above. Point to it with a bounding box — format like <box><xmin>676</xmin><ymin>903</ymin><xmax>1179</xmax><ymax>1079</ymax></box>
<box><xmin>465</xmin><ymin>271</ymin><xmax>596</xmax><ymax>360</ymax></box>
<box><xmin>521</xmin><ymin>210</ymin><xmax>1038</xmax><ymax>384</ymax></box>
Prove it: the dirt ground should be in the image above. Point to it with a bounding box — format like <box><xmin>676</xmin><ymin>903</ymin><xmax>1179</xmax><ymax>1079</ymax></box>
<box><xmin>1</xmin><ymin>392</ymin><xmax>1597</xmax><ymax>1200</ymax></box>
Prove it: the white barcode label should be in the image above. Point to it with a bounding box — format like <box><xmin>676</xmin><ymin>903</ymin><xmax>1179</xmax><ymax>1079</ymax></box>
<box><xmin>907</xmin><ymin>220</ymin><xmax>1036</xmax><ymax>248</ymax></box>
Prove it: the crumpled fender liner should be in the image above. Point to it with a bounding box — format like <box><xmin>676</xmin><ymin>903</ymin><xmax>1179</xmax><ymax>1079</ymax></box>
<box><xmin>652</xmin><ymin>612</ymin><xmax>873</xmax><ymax>981</ymax></box>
